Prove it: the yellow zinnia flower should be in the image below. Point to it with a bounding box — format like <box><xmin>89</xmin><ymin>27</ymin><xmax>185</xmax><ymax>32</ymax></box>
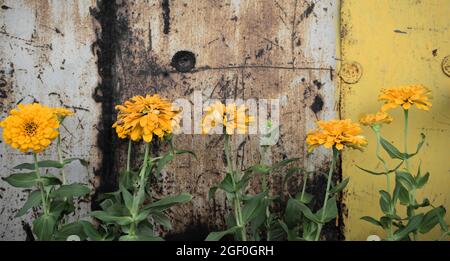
<box><xmin>378</xmin><ymin>84</ymin><xmax>432</xmax><ymax>112</ymax></box>
<box><xmin>201</xmin><ymin>101</ymin><xmax>254</xmax><ymax>135</ymax></box>
<box><xmin>0</xmin><ymin>103</ymin><xmax>59</xmax><ymax>153</ymax></box>
<box><xmin>359</xmin><ymin>112</ymin><xmax>393</xmax><ymax>127</ymax></box>
<box><xmin>306</xmin><ymin>119</ymin><xmax>366</xmax><ymax>152</ymax></box>
<box><xmin>112</xmin><ymin>94</ymin><xmax>180</xmax><ymax>142</ymax></box>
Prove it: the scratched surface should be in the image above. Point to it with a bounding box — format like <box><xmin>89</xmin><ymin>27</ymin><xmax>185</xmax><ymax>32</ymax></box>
<box><xmin>94</xmin><ymin>0</ymin><xmax>340</xmax><ymax>239</ymax></box>
<box><xmin>0</xmin><ymin>0</ymin><xmax>99</xmax><ymax>240</ymax></box>
<box><xmin>341</xmin><ymin>0</ymin><xmax>450</xmax><ymax>240</ymax></box>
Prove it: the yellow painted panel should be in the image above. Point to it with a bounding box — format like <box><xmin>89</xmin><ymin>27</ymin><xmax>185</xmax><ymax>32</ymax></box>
<box><xmin>341</xmin><ymin>0</ymin><xmax>450</xmax><ymax>240</ymax></box>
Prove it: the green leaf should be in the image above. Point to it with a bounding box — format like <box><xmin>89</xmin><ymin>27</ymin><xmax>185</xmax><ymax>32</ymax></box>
<box><xmin>379</xmin><ymin>190</ymin><xmax>392</xmax><ymax>215</ymax></box>
<box><xmin>316</xmin><ymin>197</ymin><xmax>338</xmax><ymax>223</ymax></box>
<box><xmin>302</xmin><ymin>221</ymin><xmax>318</xmax><ymax>241</ymax></box>
<box><xmin>81</xmin><ymin>221</ymin><xmax>103</xmax><ymax>241</ymax></box>
<box><xmin>119</xmin><ymin>170</ymin><xmax>135</xmax><ymax>190</ymax></box>
<box><xmin>134</xmin><ymin>209</ymin><xmax>151</xmax><ymax>223</ymax></box>
<box><xmin>174</xmin><ymin>149</ymin><xmax>197</xmax><ymax>159</ymax></box>
<box><xmin>396</xmin><ymin>171</ymin><xmax>416</xmax><ymax>191</ymax></box>
<box><xmin>50</xmin><ymin>183</ymin><xmax>90</xmax><ymax>199</ymax></box>
<box><xmin>205</xmin><ymin>226</ymin><xmax>241</xmax><ymax>241</ymax></box>
<box><xmin>3</xmin><ymin>173</ymin><xmax>60</xmax><ymax>188</ymax></box>
<box><xmin>295</xmin><ymin>191</ymin><xmax>313</xmax><ymax>204</ymax></box>
<box><xmin>119</xmin><ymin>234</ymin><xmax>163</xmax><ymax>241</ymax></box>
<box><xmin>245</xmin><ymin>164</ymin><xmax>271</xmax><ymax>175</ymax></box>
<box><xmin>356</xmin><ymin>161</ymin><xmax>403</xmax><ymax>176</ymax></box>
<box><xmin>419</xmin><ymin>206</ymin><xmax>446</xmax><ymax>234</ymax></box>
<box><xmin>152</xmin><ymin>211</ymin><xmax>172</xmax><ymax>229</ymax></box>
<box><xmin>249</xmin><ymin>200</ymin><xmax>268</xmax><ymax>233</ymax></box>
<box><xmin>208</xmin><ymin>186</ymin><xmax>218</xmax><ymax>200</ymax></box>
<box><xmin>267</xmin><ymin>221</ymin><xmax>286</xmax><ymax>241</ymax></box>
<box><xmin>14</xmin><ymin>160</ymin><xmax>64</xmax><ymax>170</ymax></box>
<box><xmin>286</xmin><ymin>198</ymin><xmax>321</xmax><ymax>224</ymax></box>
<box><xmin>49</xmin><ymin>200</ymin><xmax>72</xmax><ymax>217</ymax></box>
<box><xmin>398</xmin><ymin>185</ymin><xmax>409</xmax><ymax>205</ymax></box>
<box><xmin>238</xmin><ymin>171</ymin><xmax>257</xmax><ymax>190</ymax></box>
<box><xmin>99</xmin><ymin>198</ymin><xmax>114</xmax><ymax>211</ymax></box>
<box><xmin>156</xmin><ymin>153</ymin><xmax>174</xmax><ymax>178</ymax></box>
<box><xmin>285</xmin><ymin>198</ymin><xmax>303</xmax><ymax>228</ymax></box>
<box><xmin>392</xmin><ymin>214</ymin><xmax>424</xmax><ymax>241</ymax></box>
<box><xmin>219</xmin><ymin>173</ymin><xmax>235</xmax><ymax>193</ymax></box>
<box><xmin>380</xmin><ymin>216</ymin><xmax>392</xmax><ymax>230</ymax></box>
<box><xmin>405</xmin><ymin>133</ymin><xmax>425</xmax><ymax>159</ymax></box>
<box><xmin>40</xmin><ymin>176</ymin><xmax>62</xmax><ymax>186</ymax></box>
<box><xmin>143</xmin><ymin>193</ymin><xmax>192</xmax><ymax>212</ymax></box>
<box><xmin>361</xmin><ymin>216</ymin><xmax>382</xmax><ymax>227</ymax></box>
<box><xmin>63</xmin><ymin>158</ymin><xmax>89</xmax><ymax>167</ymax></box>
<box><xmin>242</xmin><ymin>192</ymin><xmax>266</xmax><ymax>223</ymax></box>
<box><xmin>415</xmin><ymin>172</ymin><xmax>429</xmax><ymax>189</ymax></box>
<box><xmin>3</xmin><ymin>172</ymin><xmax>37</xmax><ymax>188</ymax></box>
<box><xmin>33</xmin><ymin>214</ymin><xmax>57</xmax><ymax>241</ymax></box>
<box><xmin>329</xmin><ymin>178</ymin><xmax>350</xmax><ymax>194</ymax></box>
<box><xmin>54</xmin><ymin>221</ymin><xmax>88</xmax><ymax>241</ymax></box>
<box><xmin>271</xmin><ymin>158</ymin><xmax>300</xmax><ymax>171</ymax></box>
<box><xmin>380</xmin><ymin>137</ymin><xmax>404</xmax><ymax>159</ymax></box>
<box><xmin>91</xmin><ymin>211</ymin><xmax>133</xmax><ymax>226</ymax></box>
<box><xmin>119</xmin><ymin>184</ymin><xmax>133</xmax><ymax>212</ymax></box>
<box><xmin>15</xmin><ymin>190</ymin><xmax>41</xmax><ymax>217</ymax></box>
<box><xmin>380</xmin><ymin>133</ymin><xmax>425</xmax><ymax>161</ymax></box>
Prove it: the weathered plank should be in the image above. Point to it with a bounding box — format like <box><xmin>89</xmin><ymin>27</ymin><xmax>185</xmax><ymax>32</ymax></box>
<box><xmin>94</xmin><ymin>0</ymin><xmax>340</xmax><ymax>240</ymax></box>
<box><xmin>0</xmin><ymin>0</ymin><xmax>99</xmax><ymax>240</ymax></box>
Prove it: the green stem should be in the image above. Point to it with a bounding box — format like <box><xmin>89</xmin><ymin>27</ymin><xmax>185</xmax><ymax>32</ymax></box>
<box><xmin>403</xmin><ymin>109</ymin><xmax>418</xmax><ymax>241</ymax></box>
<box><xmin>300</xmin><ymin>171</ymin><xmax>308</xmax><ymax>202</ymax></box>
<box><xmin>34</xmin><ymin>153</ymin><xmax>49</xmax><ymax>216</ymax></box>
<box><xmin>374</xmin><ymin>129</ymin><xmax>391</xmax><ymax>192</ymax></box>
<box><xmin>56</xmin><ymin>134</ymin><xmax>67</xmax><ymax>185</ymax></box>
<box><xmin>126</xmin><ymin>139</ymin><xmax>132</xmax><ymax>173</ymax></box>
<box><xmin>374</xmin><ymin>129</ymin><xmax>394</xmax><ymax>238</ymax></box>
<box><xmin>314</xmin><ymin>148</ymin><xmax>338</xmax><ymax>241</ymax></box>
<box><xmin>224</xmin><ymin>135</ymin><xmax>247</xmax><ymax>241</ymax></box>
<box><xmin>403</xmin><ymin>109</ymin><xmax>410</xmax><ymax>172</ymax></box>
<box><xmin>129</xmin><ymin>143</ymin><xmax>150</xmax><ymax>236</ymax></box>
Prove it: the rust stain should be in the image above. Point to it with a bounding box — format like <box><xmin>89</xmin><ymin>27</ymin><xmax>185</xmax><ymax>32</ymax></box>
<box><xmin>91</xmin><ymin>0</ymin><xmax>339</xmax><ymax>240</ymax></box>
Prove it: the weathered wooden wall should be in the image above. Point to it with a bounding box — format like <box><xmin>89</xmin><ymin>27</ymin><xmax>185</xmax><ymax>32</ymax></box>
<box><xmin>0</xmin><ymin>0</ymin><xmax>340</xmax><ymax>240</ymax></box>
<box><xmin>96</xmin><ymin>0</ymin><xmax>340</xmax><ymax>240</ymax></box>
<box><xmin>0</xmin><ymin>0</ymin><xmax>100</xmax><ymax>240</ymax></box>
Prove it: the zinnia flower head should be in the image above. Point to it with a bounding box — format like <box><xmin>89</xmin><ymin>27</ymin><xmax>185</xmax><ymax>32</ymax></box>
<box><xmin>306</xmin><ymin>119</ymin><xmax>366</xmax><ymax>152</ymax></box>
<box><xmin>112</xmin><ymin>94</ymin><xmax>180</xmax><ymax>142</ymax></box>
<box><xmin>359</xmin><ymin>112</ymin><xmax>393</xmax><ymax>127</ymax></box>
<box><xmin>378</xmin><ymin>84</ymin><xmax>432</xmax><ymax>112</ymax></box>
<box><xmin>0</xmin><ymin>103</ymin><xmax>59</xmax><ymax>153</ymax></box>
<box><xmin>201</xmin><ymin>101</ymin><xmax>254</xmax><ymax>135</ymax></box>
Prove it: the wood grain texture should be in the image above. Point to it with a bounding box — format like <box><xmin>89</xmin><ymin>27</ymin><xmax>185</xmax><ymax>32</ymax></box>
<box><xmin>102</xmin><ymin>0</ymin><xmax>340</xmax><ymax>239</ymax></box>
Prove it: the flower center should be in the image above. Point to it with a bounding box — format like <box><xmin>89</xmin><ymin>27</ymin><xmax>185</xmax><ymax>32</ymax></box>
<box><xmin>24</xmin><ymin>121</ymin><xmax>38</xmax><ymax>136</ymax></box>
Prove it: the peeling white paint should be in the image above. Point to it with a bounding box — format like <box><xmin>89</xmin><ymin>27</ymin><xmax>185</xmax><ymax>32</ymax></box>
<box><xmin>0</xmin><ymin>0</ymin><xmax>99</xmax><ymax>240</ymax></box>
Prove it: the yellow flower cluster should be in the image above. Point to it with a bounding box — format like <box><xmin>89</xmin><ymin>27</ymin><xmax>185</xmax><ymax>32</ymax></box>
<box><xmin>112</xmin><ymin>94</ymin><xmax>180</xmax><ymax>142</ymax></box>
<box><xmin>52</xmin><ymin>107</ymin><xmax>74</xmax><ymax>118</ymax></box>
<box><xmin>379</xmin><ymin>84</ymin><xmax>432</xmax><ymax>112</ymax></box>
<box><xmin>0</xmin><ymin>103</ymin><xmax>59</xmax><ymax>153</ymax></box>
<box><xmin>201</xmin><ymin>101</ymin><xmax>254</xmax><ymax>135</ymax></box>
<box><xmin>359</xmin><ymin>112</ymin><xmax>393</xmax><ymax>127</ymax></box>
<box><xmin>306</xmin><ymin>119</ymin><xmax>366</xmax><ymax>152</ymax></box>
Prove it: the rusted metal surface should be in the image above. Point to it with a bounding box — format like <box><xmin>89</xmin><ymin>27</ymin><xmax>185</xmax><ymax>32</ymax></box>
<box><xmin>93</xmin><ymin>0</ymin><xmax>340</xmax><ymax>239</ymax></box>
<box><xmin>0</xmin><ymin>0</ymin><xmax>99</xmax><ymax>240</ymax></box>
